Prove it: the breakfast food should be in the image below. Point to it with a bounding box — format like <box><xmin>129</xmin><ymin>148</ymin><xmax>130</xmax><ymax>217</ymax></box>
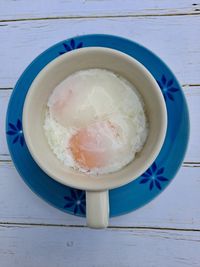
<box><xmin>44</xmin><ymin>69</ymin><xmax>148</xmax><ymax>174</ymax></box>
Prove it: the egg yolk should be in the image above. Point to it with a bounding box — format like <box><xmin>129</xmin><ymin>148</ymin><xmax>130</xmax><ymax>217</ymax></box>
<box><xmin>69</xmin><ymin>121</ymin><xmax>118</xmax><ymax>169</ymax></box>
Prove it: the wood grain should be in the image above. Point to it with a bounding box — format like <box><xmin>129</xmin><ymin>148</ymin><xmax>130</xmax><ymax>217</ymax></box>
<box><xmin>183</xmin><ymin>86</ymin><xmax>200</xmax><ymax>163</ymax></box>
<box><xmin>0</xmin><ymin>161</ymin><xmax>200</xmax><ymax>230</ymax></box>
<box><xmin>0</xmin><ymin>15</ymin><xmax>199</xmax><ymax>88</ymax></box>
<box><xmin>1</xmin><ymin>0</ymin><xmax>200</xmax><ymax>20</ymax></box>
<box><xmin>0</xmin><ymin>224</ymin><xmax>200</xmax><ymax>267</ymax></box>
<box><xmin>0</xmin><ymin>2</ymin><xmax>199</xmax><ymax>266</ymax></box>
<box><xmin>1</xmin><ymin>87</ymin><xmax>198</xmax><ymax>162</ymax></box>
<box><xmin>0</xmin><ymin>90</ymin><xmax>10</xmax><ymax>159</ymax></box>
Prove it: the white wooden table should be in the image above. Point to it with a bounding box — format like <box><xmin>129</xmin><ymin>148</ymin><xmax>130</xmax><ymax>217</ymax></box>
<box><xmin>0</xmin><ymin>1</ymin><xmax>199</xmax><ymax>266</ymax></box>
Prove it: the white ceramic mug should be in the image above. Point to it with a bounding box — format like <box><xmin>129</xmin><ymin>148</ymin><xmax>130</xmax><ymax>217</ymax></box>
<box><xmin>23</xmin><ymin>47</ymin><xmax>167</xmax><ymax>228</ymax></box>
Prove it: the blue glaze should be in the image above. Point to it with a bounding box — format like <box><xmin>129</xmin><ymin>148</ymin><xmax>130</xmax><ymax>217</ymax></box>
<box><xmin>6</xmin><ymin>34</ymin><xmax>189</xmax><ymax>217</ymax></box>
<box><xmin>59</xmin><ymin>38</ymin><xmax>83</xmax><ymax>55</ymax></box>
<box><xmin>6</xmin><ymin>119</ymin><xmax>24</xmax><ymax>146</ymax></box>
<box><xmin>139</xmin><ymin>162</ymin><xmax>168</xmax><ymax>191</ymax></box>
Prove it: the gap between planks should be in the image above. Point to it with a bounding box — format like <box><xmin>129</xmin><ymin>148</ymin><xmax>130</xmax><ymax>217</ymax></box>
<box><xmin>1</xmin><ymin>222</ymin><xmax>200</xmax><ymax>232</ymax></box>
<box><xmin>0</xmin><ymin>158</ymin><xmax>200</xmax><ymax>167</ymax></box>
<box><xmin>0</xmin><ymin>11</ymin><xmax>200</xmax><ymax>23</ymax></box>
<box><xmin>1</xmin><ymin>84</ymin><xmax>200</xmax><ymax>91</ymax></box>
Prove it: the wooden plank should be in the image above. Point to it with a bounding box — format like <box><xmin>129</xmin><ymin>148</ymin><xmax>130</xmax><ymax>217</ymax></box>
<box><xmin>184</xmin><ymin>86</ymin><xmax>200</xmax><ymax>163</ymax></box>
<box><xmin>0</xmin><ymin>161</ymin><xmax>200</xmax><ymax>229</ymax></box>
<box><xmin>0</xmin><ymin>225</ymin><xmax>200</xmax><ymax>267</ymax></box>
<box><xmin>0</xmin><ymin>0</ymin><xmax>199</xmax><ymax>20</ymax></box>
<box><xmin>0</xmin><ymin>15</ymin><xmax>199</xmax><ymax>88</ymax></box>
<box><xmin>1</xmin><ymin>87</ymin><xmax>198</xmax><ymax>162</ymax></box>
<box><xmin>0</xmin><ymin>90</ymin><xmax>11</xmax><ymax>158</ymax></box>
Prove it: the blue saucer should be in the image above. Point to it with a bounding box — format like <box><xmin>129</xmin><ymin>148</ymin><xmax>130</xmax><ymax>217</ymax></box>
<box><xmin>6</xmin><ymin>34</ymin><xmax>189</xmax><ymax>217</ymax></box>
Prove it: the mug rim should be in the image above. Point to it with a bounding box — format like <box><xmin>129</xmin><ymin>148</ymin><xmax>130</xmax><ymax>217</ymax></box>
<box><xmin>23</xmin><ymin>47</ymin><xmax>167</xmax><ymax>191</ymax></box>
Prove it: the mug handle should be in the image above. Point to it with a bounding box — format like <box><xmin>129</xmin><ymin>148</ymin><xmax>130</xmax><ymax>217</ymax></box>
<box><xmin>86</xmin><ymin>190</ymin><xmax>109</xmax><ymax>228</ymax></box>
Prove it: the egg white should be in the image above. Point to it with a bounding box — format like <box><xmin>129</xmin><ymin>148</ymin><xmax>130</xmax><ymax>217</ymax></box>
<box><xmin>44</xmin><ymin>69</ymin><xmax>148</xmax><ymax>175</ymax></box>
